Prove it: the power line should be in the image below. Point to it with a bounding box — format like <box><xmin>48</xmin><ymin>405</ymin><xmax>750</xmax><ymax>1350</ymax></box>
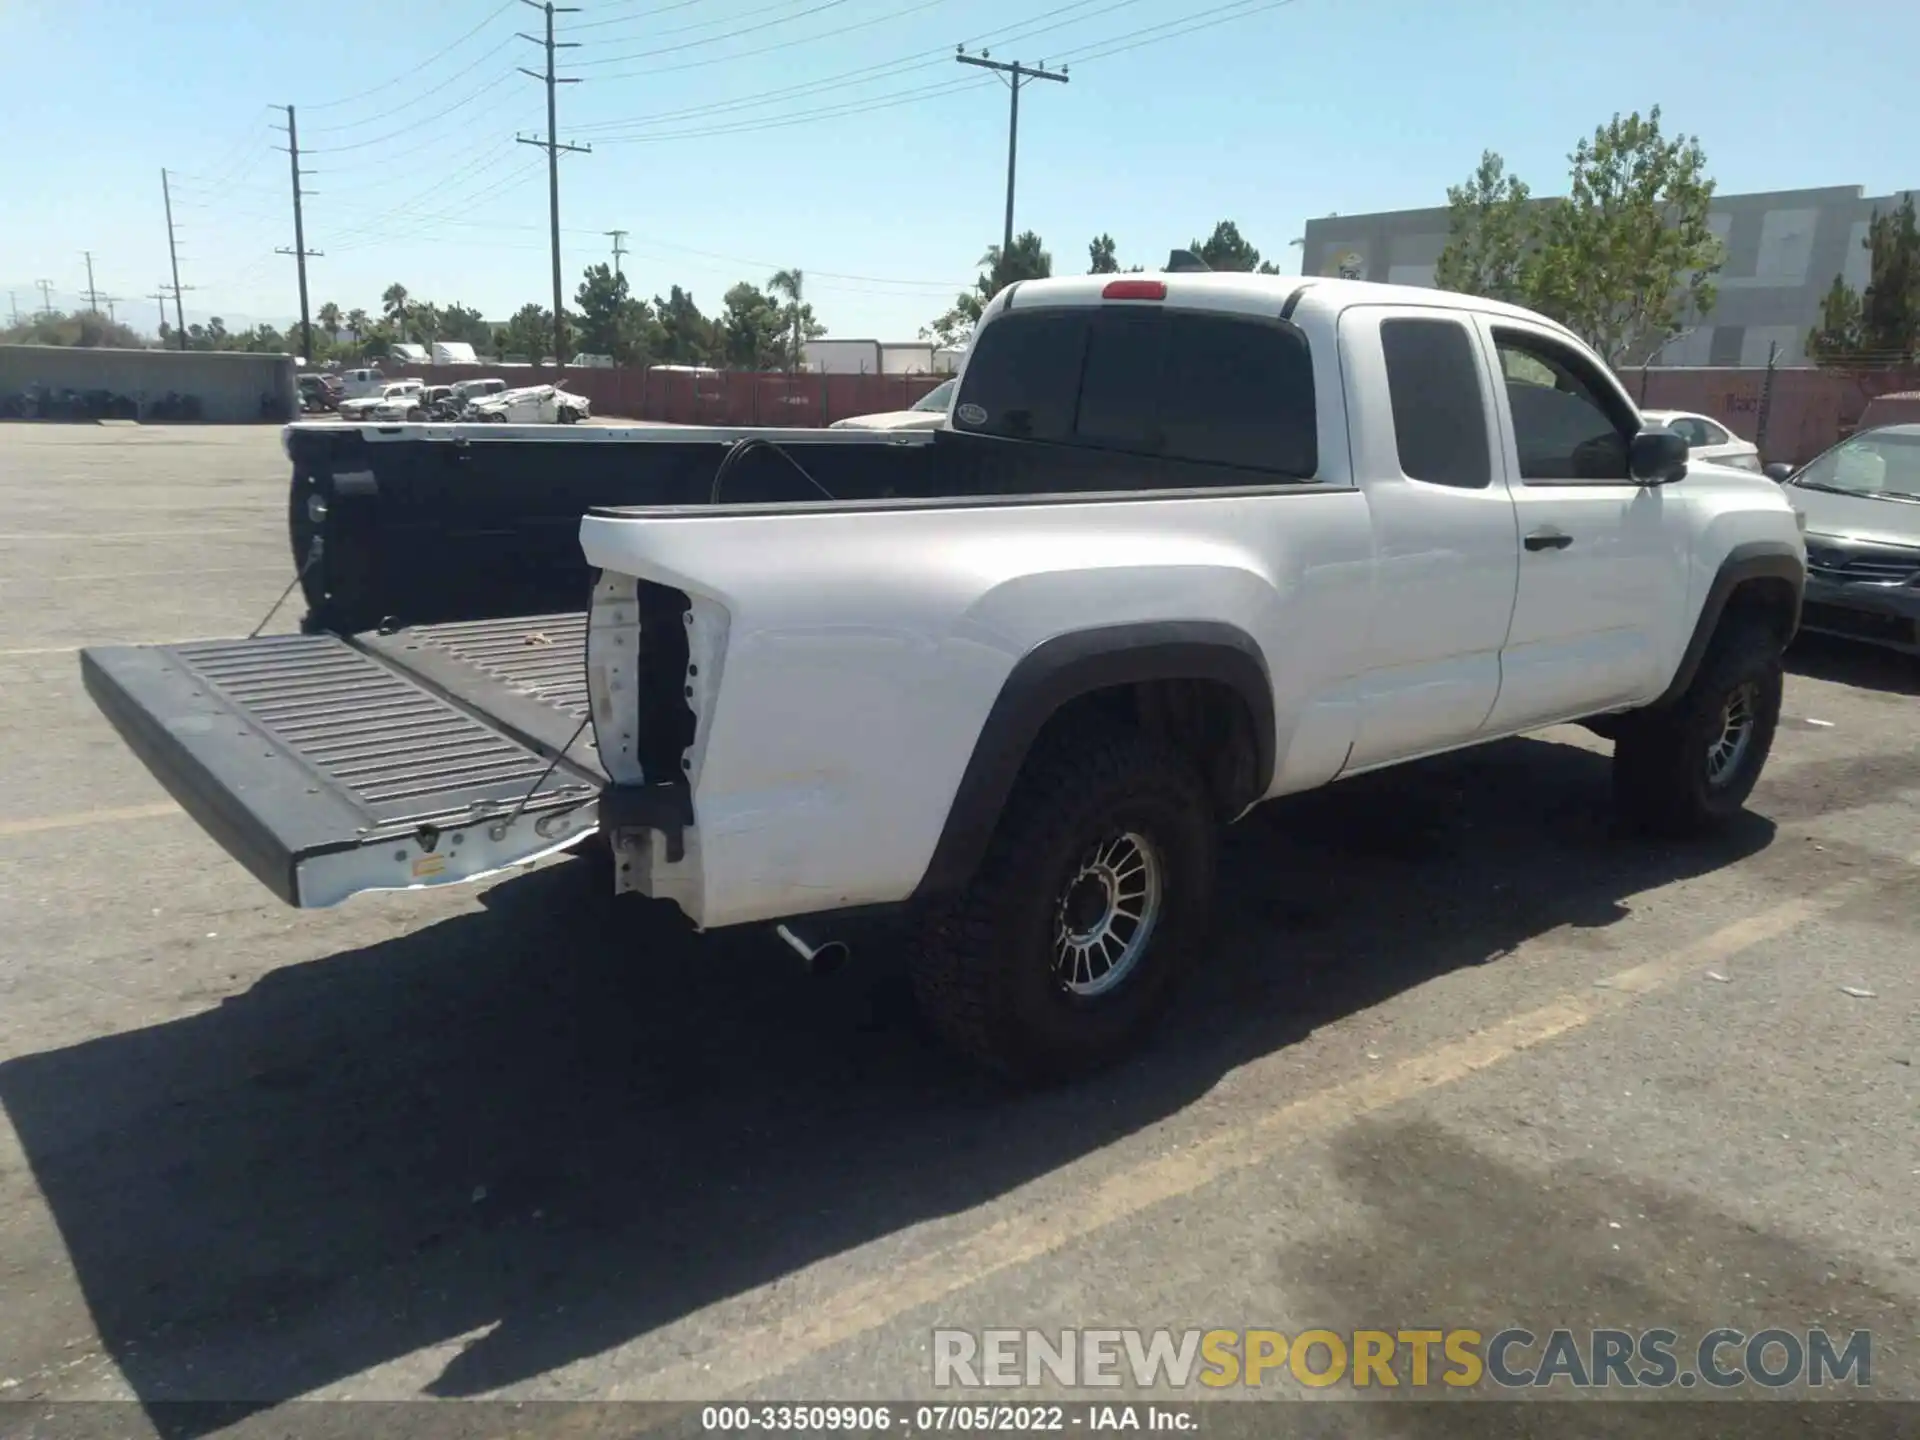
<box><xmin>575</xmin><ymin>0</ymin><xmax>857</xmax><ymax>66</ymax></box>
<box><xmin>301</xmin><ymin>0</ymin><xmax>519</xmax><ymax>111</ymax></box>
<box><xmin>563</xmin><ymin>0</ymin><xmax>722</xmax><ymax>34</ymax></box>
<box><xmin>566</xmin><ymin>0</ymin><xmax>838</xmax><ymax>46</ymax></box>
<box><xmin>1054</xmin><ymin>0</ymin><xmax>1303</xmax><ymax>65</ymax></box>
<box><xmin>303</xmin><ymin>72</ymin><xmax>522</xmax><ymax>154</ymax></box>
<box><xmin>516</xmin><ymin>0</ymin><xmax>589</xmax><ymax>365</ymax></box>
<box><xmin>273</xmin><ymin>106</ymin><xmax>324</xmax><ymax>363</ymax></box>
<box><xmin>572</xmin><ymin>0</ymin><xmax>1138</xmax><ymax>134</ymax></box>
<box><xmin>954</xmin><ymin>50</ymin><xmax>1069</xmax><ymax>263</ymax></box>
<box><xmin>306</xmin><ymin>35</ymin><xmax>521</xmax><ymax>134</ymax></box>
<box><xmin>584</xmin><ymin>0</ymin><xmax>947</xmax><ymax>81</ymax></box>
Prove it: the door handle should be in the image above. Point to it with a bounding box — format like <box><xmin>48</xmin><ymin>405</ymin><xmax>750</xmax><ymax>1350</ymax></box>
<box><xmin>1524</xmin><ymin>528</ymin><xmax>1573</xmax><ymax>552</ymax></box>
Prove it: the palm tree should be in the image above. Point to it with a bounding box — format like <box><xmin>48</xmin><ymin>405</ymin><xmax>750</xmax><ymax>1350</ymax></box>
<box><xmin>381</xmin><ymin>283</ymin><xmax>411</xmax><ymax>341</ymax></box>
<box><xmin>345</xmin><ymin>308</ymin><xmax>370</xmax><ymax>344</ymax></box>
<box><xmin>768</xmin><ymin>267</ymin><xmax>804</xmax><ymax>372</ymax></box>
<box><xmin>316</xmin><ymin>301</ymin><xmax>342</xmax><ymax>340</ymax></box>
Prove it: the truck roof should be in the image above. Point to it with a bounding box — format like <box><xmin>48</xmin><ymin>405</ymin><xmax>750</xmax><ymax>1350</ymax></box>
<box><xmin>994</xmin><ymin>272</ymin><xmax>1576</xmax><ymax>342</ymax></box>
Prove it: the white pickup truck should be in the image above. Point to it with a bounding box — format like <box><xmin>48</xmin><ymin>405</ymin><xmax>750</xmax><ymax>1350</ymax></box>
<box><xmin>82</xmin><ymin>264</ymin><xmax>1804</xmax><ymax>1080</ymax></box>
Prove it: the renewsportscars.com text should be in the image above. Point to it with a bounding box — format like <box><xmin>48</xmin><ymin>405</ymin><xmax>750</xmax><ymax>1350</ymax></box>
<box><xmin>932</xmin><ymin>1327</ymin><xmax>1871</xmax><ymax>1391</ymax></box>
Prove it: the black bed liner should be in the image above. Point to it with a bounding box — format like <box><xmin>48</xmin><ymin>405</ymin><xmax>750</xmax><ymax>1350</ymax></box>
<box><xmin>80</xmin><ymin>612</ymin><xmax>602</xmax><ymax>907</ymax></box>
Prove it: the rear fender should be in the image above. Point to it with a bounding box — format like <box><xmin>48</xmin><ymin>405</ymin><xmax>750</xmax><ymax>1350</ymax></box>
<box><xmin>910</xmin><ymin>621</ymin><xmax>1274</xmax><ymax>902</ymax></box>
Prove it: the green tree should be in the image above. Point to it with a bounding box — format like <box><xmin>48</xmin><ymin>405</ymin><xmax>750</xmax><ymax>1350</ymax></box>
<box><xmin>3</xmin><ymin>308</ymin><xmax>148</xmax><ymax>349</ymax></box>
<box><xmin>500</xmin><ymin>303</ymin><xmax>555</xmax><ymax>364</ymax></box>
<box><xmin>1811</xmin><ymin>194</ymin><xmax>1920</xmax><ymax>367</ymax></box>
<box><xmin>718</xmin><ymin>282</ymin><xmax>788</xmax><ymax>369</ymax></box>
<box><xmin>344</xmin><ymin>308</ymin><xmax>370</xmax><ymax>344</ymax></box>
<box><xmin>437</xmin><ymin>302</ymin><xmax>494</xmax><ymax>352</ymax></box>
<box><xmin>316</xmin><ymin>301</ymin><xmax>343</xmax><ymax>340</ymax></box>
<box><xmin>575</xmin><ymin>264</ymin><xmax>661</xmax><ymax>365</ymax></box>
<box><xmin>1528</xmin><ymin>107</ymin><xmax>1721</xmax><ymax>364</ymax></box>
<box><xmin>380</xmin><ymin>283</ymin><xmax>411</xmax><ymax>340</ymax></box>
<box><xmin>1088</xmin><ymin>234</ymin><xmax>1119</xmax><ymax>274</ymax></box>
<box><xmin>924</xmin><ymin>231</ymin><xmax>1053</xmax><ymax>347</ymax></box>
<box><xmin>1191</xmin><ymin>220</ymin><xmax>1280</xmax><ymax>273</ymax></box>
<box><xmin>1434</xmin><ymin>150</ymin><xmax>1537</xmax><ymax>303</ymax></box>
<box><xmin>767</xmin><ymin>268</ymin><xmax>822</xmax><ymax>372</ymax></box>
<box><xmin>653</xmin><ymin>285</ymin><xmax>717</xmax><ymax>365</ymax></box>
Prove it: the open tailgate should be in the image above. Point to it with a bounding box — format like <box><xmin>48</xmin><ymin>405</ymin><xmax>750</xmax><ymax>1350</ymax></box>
<box><xmin>81</xmin><ymin>628</ymin><xmax>601</xmax><ymax>907</ymax></box>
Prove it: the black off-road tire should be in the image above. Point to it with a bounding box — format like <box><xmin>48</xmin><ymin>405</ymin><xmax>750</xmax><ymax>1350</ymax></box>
<box><xmin>909</xmin><ymin>721</ymin><xmax>1217</xmax><ymax>1083</ymax></box>
<box><xmin>1613</xmin><ymin>619</ymin><xmax>1783</xmax><ymax>837</ymax></box>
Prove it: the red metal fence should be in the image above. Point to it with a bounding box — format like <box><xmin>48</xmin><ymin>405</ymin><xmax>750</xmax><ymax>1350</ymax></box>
<box><xmin>384</xmin><ymin>364</ymin><xmax>948</xmax><ymax>427</ymax></box>
<box><xmin>381</xmin><ymin>359</ymin><xmax>1919</xmax><ymax>465</ymax></box>
<box><xmin>1635</xmin><ymin>365</ymin><xmax>1920</xmax><ymax>466</ymax></box>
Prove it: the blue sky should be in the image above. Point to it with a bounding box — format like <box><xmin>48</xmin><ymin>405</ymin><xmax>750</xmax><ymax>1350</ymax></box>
<box><xmin>3</xmin><ymin>0</ymin><xmax>1915</xmax><ymax>345</ymax></box>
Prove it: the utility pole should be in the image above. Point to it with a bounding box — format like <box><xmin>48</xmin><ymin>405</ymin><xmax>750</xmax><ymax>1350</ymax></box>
<box><xmin>273</xmin><ymin>105</ymin><xmax>323</xmax><ymax>362</ymax></box>
<box><xmin>7</xmin><ymin>292</ymin><xmax>19</xmax><ymax>327</ymax></box>
<box><xmin>161</xmin><ymin>169</ymin><xmax>189</xmax><ymax>350</ymax></box>
<box><xmin>954</xmin><ymin>48</ymin><xmax>1068</xmax><ymax>265</ymax></box>
<box><xmin>517</xmin><ymin>0</ymin><xmax>588</xmax><ymax>368</ymax></box>
<box><xmin>83</xmin><ymin>252</ymin><xmax>101</xmax><ymax>314</ymax></box>
<box><xmin>606</xmin><ymin>229</ymin><xmax>628</xmax><ymax>277</ymax></box>
<box><xmin>148</xmin><ymin>290</ymin><xmax>171</xmax><ymax>342</ymax></box>
<box><xmin>35</xmin><ymin>280</ymin><xmax>55</xmax><ymax>317</ymax></box>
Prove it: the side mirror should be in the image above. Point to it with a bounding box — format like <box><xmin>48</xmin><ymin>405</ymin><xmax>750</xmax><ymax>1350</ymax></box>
<box><xmin>1629</xmin><ymin>426</ymin><xmax>1689</xmax><ymax>485</ymax></box>
<box><xmin>1763</xmin><ymin>462</ymin><xmax>1795</xmax><ymax>483</ymax></box>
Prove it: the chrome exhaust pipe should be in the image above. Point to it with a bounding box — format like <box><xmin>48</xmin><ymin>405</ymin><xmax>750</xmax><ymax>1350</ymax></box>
<box><xmin>775</xmin><ymin>923</ymin><xmax>850</xmax><ymax>976</ymax></box>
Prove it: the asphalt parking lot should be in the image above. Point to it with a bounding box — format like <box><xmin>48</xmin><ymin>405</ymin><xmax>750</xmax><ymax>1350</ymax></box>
<box><xmin>1</xmin><ymin>424</ymin><xmax>1917</xmax><ymax>1436</ymax></box>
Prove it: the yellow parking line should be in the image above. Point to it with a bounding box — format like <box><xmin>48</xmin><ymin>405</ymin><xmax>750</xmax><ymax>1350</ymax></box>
<box><xmin>0</xmin><ymin>801</ymin><xmax>179</xmax><ymax>838</ymax></box>
<box><xmin>610</xmin><ymin>864</ymin><xmax>1891</xmax><ymax>1404</ymax></box>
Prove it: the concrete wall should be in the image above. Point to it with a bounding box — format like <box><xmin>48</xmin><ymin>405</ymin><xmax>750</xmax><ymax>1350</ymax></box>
<box><xmin>0</xmin><ymin>345</ymin><xmax>297</xmax><ymax>423</ymax></box>
<box><xmin>1301</xmin><ymin>184</ymin><xmax>1918</xmax><ymax>366</ymax></box>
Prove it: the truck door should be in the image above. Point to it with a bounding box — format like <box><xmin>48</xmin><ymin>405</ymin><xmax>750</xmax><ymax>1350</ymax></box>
<box><xmin>1473</xmin><ymin>318</ymin><xmax>1691</xmax><ymax>731</ymax></box>
<box><xmin>1336</xmin><ymin>306</ymin><xmax>1521</xmax><ymax>770</ymax></box>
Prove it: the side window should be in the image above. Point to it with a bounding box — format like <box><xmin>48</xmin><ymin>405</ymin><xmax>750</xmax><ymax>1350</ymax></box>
<box><xmin>1156</xmin><ymin>312</ymin><xmax>1317</xmax><ymax>477</ymax></box>
<box><xmin>1379</xmin><ymin>317</ymin><xmax>1492</xmax><ymax>488</ymax></box>
<box><xmin>1492</xmin><ymin>329</ymin><xmax>1634</xmax><ymax>482</ymax></box>
<box><xmin>950</xmin><ymin>310</ymin><xmax>1088</xmax><ymax>443</ymax></box>
<box><xmin>1696</xmin><ymin>419</ymin><xmax>1731</xmax><ymax>446</ymax></box>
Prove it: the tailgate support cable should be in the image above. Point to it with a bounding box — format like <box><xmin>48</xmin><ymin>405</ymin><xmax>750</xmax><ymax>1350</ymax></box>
<box><xmin>249</xmin><ymin>544</ymin><xmax>319</xmax><ymax>639</ymax></box>
<box><xmin>489</xmin><ymin>712</ymin><xmax>593</xmax><ymax>841</ymax></box>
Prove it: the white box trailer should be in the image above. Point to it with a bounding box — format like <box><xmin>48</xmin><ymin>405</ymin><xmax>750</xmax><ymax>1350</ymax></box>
<box><xmin>802</xmin><ymin>339</ymin><xmax>883</xmax><ymax>374</ymax></box>
<box><xmin>432</xmin><ymin>341</ymin><xmax>480</xmax><ymax>366</ymax></box>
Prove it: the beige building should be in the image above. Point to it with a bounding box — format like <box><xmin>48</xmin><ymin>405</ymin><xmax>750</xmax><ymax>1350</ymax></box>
<box><xmin>1300</xmin><ymin>184</ymin><xmax>1917</xmax><ymax>366</ymax></box>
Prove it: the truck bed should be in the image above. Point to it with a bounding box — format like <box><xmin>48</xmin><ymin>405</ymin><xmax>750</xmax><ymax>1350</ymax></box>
<box><xmin>82</xmin><ymin>612</ymin><xmax>602</xmax><ymax>908</ymax></box>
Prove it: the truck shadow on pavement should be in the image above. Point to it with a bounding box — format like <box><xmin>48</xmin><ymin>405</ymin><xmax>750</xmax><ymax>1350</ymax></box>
<box><xmin>0</xmin><ymin>732</ymin><xmax>1839</xmax><ymax>1432</ymax></box>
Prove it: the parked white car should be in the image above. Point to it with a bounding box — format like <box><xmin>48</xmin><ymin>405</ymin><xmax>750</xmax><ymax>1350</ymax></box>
<box><xmin>1640</xmin><ymin>410</ymin><xmax>1762</xmax><ymax>471</ymax></box>
<box><xmin>337</xmin><ymin>381</ymin><xmax>426</xmax><ymax>422</ymax></box>
<box><xmin>829</xmin><ymin>377</ymin><xmax>956</xmax><ymax>431</ymax></box>
<box><xmin>467</xmin><ymin>384</ymin><xmax>591</xmax><ymax>424</ymax></box>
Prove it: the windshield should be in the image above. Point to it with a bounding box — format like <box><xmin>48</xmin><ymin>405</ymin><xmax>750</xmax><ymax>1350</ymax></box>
<box><xmin>909</xmin><ymin>378</ymin><xmax>957</xmax><ymax>413</ymax></box>
<box><xmin>1792</xmin><ymin>429</ymin><xmax>1920</xmax><ymax>501</ymax></box>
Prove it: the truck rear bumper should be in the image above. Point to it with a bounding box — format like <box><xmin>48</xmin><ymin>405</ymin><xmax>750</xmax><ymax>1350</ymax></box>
<box><xmin>81</xmin><ymin>618</ymin><xmax>604</xmax><ymax>908</ymax></box>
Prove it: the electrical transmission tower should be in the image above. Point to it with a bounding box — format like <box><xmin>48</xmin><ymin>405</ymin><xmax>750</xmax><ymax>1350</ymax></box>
<box><xmin>274</xmin><ymin>105</ymin><xmax>324</xmax><ymax>363</ymax></box>
<box><xmin>954</xmin><ymin>48</ymin><xmax>1069</xmax><ymax>263</ymax></box>
<box><xmin>516</xmin><ymin>0</ymin><xmax>590</xmax><ymax>367</ymax></box>
<box><xmin>607</xmin><ymin>229</ymin><xmax>629</xmax><ymax>277</ymax></box>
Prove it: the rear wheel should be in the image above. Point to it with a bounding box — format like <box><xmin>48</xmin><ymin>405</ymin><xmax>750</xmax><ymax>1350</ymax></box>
<box><xmin>909</xmin><ymin>721</ymin><xmax>1216</xmax><ymax>1083</ymax></box>
<box><xmin>1613</xmin><ymin>619</ymin><xmax>1783</xmax><ymax>837</ymax></box>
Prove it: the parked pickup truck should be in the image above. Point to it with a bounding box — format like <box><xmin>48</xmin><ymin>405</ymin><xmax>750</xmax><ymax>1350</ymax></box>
<box><xmin>81</xmin><ymin>266</ymin><xmax>1806</xmax><ymax>1080</ymax></box>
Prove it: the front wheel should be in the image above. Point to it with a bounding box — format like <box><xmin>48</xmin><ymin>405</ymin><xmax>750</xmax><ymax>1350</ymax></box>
<box><xmin>1613</xmin><ymin>620</ymin><xmax>1783</xmax><ymax>837</ymax></box>
<box><xmin>909</xmin><ymin>722</ymin><xmax>1217</xmax><ymax>1083</ymax></box>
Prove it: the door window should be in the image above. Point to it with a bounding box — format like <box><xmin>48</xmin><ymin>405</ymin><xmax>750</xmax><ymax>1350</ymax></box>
<box><xmin>1380</xmin><ymin>317</ymin><xmax>1492</xmax><ymax>488</ymax></box>
<box><xmin>1492</xmin><ymin>329</ymin><xmax>1635</xmax><ymax>482</ymax></box>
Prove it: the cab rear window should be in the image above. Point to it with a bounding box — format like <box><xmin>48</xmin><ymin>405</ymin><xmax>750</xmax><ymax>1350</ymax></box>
<box><xmin>952</xmin><ymin>304</ymin><xmax>1318</xmax><ymax>483</ymax></box>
